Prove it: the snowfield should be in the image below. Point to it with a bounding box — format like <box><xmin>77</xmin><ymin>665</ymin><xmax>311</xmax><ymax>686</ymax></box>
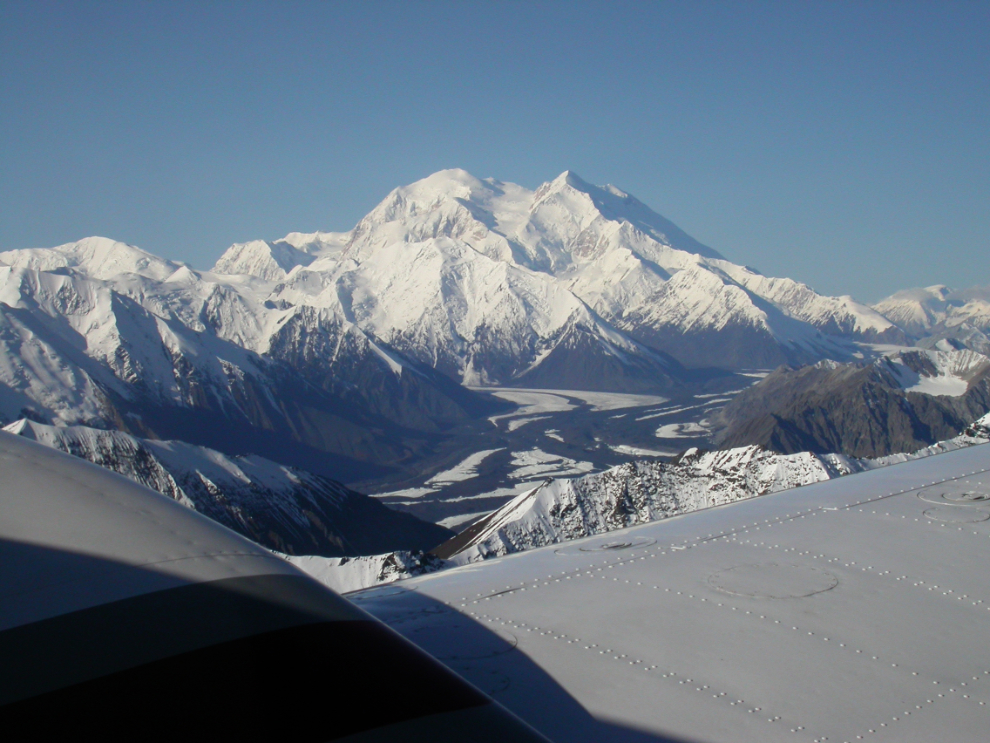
<box><xmin>884</xmin><ymin>349</ymin><xmax>990</xmax><ymax>397</ymax></box>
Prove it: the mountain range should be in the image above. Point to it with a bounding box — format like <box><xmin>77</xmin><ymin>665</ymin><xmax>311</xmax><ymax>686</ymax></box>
<box><xmin>872</xmin><ymin>284</ymin><xmax>990</xmax><ymax>354</ymax></box>
<box><xmin>213</xmin><ymin>169</ymin><xmax>903</xmax><ymax>375</ymax></box>
<box><xmin>0</xmin><ymin>169</ymin><xmax>914</xmax><ymax>476</ymax></box>
<box><xmin>0</xmin><ymin>236</ymin><xmax>501</xmax><ymax>479</ymax></box>
<box><xmin>2</xmin><ymin>168</ymin><xmax>989</xmax><ymax>589</ymax></box>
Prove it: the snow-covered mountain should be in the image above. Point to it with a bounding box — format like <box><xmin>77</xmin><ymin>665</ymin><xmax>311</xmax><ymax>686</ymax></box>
<box><xmin>3</xmin><ymin>419</ymin><xmax>451</xmax><ymax>556</ymax></box>
<box><xmin>0</xmin><ymin>235</ymin><xmax>181</xmax><ymax>281</ymax></box>
<box><xmin>872</xmin><ymin>284</ymin><xmax>990</xmax><ymax>353</ymax></box>
<box><xmin>0</xmin><ymin>170</ymin><xmax>907</xmax><ymax>477</ymax></box>
<box><xmin>435</xmin><ymin>414</ymin><xmax>990</xmax><ymax>564</ymax></box>
<box><xmin>0</xmin><ymin>238</ymin><xmax>501</xmax><ymax>477</ymax></box>
<box><xmin>215</xmin><ymin>169</ymin><xmax>900</xmax><ymax>375</ymax></box>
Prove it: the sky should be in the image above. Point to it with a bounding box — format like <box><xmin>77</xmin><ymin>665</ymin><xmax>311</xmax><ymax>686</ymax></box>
<box><xmin>1</xmin><ymin>1</ymin><xmax>987</xmax><ymax>302</ymax></box>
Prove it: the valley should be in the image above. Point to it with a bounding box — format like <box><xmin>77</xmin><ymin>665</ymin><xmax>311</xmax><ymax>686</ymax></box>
<box><xmin>358</xmin><ymin>380</ymin><xmax>758</xmax><ymax>529</ymax></box>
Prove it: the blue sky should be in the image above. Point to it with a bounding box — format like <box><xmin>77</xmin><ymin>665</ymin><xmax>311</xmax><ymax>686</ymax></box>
<box><xmin>1</xmin><ymin>1</ymin><xmax>987</xmax><ymax>301</ymax></box>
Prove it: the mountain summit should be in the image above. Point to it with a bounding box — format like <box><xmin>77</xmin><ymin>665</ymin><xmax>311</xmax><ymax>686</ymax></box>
<box><xmin>215</xmin><ymin>169</ymin><xmax>900</xmax><ymax>372</ymax></box>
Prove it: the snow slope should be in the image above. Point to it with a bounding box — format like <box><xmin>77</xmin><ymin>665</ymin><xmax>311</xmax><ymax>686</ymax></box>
<box><xmin>283</xmin><ymin>551</ymin><xmax>448</xmax><ymax>594</ymax></box>
<box><xmin>885</xmin><ymin>349</ymin><xmax>990</xmax><ymax>397</ymax></box>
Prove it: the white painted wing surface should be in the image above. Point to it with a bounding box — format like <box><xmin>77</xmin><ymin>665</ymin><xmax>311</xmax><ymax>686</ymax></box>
<box><xmin>353</xmin><ymin>443</ymin><xmax>990</xmax><ymax>743</ymax></box>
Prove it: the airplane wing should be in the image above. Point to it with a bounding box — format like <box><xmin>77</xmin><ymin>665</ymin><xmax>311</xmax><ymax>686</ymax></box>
<box><xmin>0</xmin><ymin>430</ymin><xmax>549</xmax><ymax>742</ymax></box>
<box><xmin>352</xmin><ymin>442</ymin><xmax>990</xmax><ymax>742</ymax></box>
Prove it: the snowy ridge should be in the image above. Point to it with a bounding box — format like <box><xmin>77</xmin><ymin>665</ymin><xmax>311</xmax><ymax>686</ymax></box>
<box><xmin>282</xmin><ymin>551</ymin><xmax>448</xmax><ymax>594</ymax></box>
<box><xmin>442</xmin><ymin>414</ymin><xmax>990</xmax><ymax>564</ymax></box>
<box><xmin>873</xmin><ymin>285</ymin><xmax>953</xmax><ymax>335</ymax></box>
<box><xmin>212</xmin><ymin>239</ymin><xmax>315</xmax><ymax>282</ymax></box>
<box><xmin>3</xmin><ymin>419</ymin><xmax>451</xmax><ymax>556</ymax></box>
<box><xmin>0</xmin><ymin>236</ymin><xmax>180</xmax><ymax>281</ymax></box>
<box><xmin>0</xmin><ymin>261</ymin><xmax>281</xmax><ymax>426</ymax></box>
<box><xmin>211</xmin><ymin>234</ymin><xmax>347</xmax><ymax>282</ymax></box>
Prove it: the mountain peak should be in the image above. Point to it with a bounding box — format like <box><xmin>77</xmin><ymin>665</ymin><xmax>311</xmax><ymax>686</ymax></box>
<box><xmin>402</xmin><ymin>169</ymin><xmax>490</xmax><ymax>200</ymax></box>
<box><xmin>0</xmin><ymin>236</ymin><xmax>179</xmax><ymax>281</ymax></box>
<box><xmin>530</xmin><ymin>172</ymin><xmax>723</xmax><ymax>261</ymax></box>
<box><xmin>551</xmin><ymin>169</ymin><xmax>590</xmax><ymax>189</ymax></box>
<box><xmin>925</xmin><ymin>284</ymin><xmax>952</xmax><ymax>300</ymax></box>
<box><xmin>535</xmin><ymin>170</ymin><xmax>599</xmax><ymax>203</ymax></box>
<box><xmin>213</xmin><ymin>239</ymin><xmax>316</xmax><ymax>281</ymax></box>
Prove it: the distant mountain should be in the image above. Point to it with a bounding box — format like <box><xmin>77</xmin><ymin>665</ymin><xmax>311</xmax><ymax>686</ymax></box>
<box><xmin>4</xmin><ymin>419</ymin><xmax>452</xmax><ymax>556</ymax></box>
<box><xmin>214</xmin><ymin>169</ymin><xmax>899</xmax><ymax>374</ymax></box>
<box><xmin>433</xmin><ymin>415</ymin><xmax>990</xmax><ymax>564</ymax></box>
<box><xmin>710</xmin><ymin>350</ymin><xmax>990</xmax><ymax>457</ymax></box>
<box><xmin>872</xmin><ymin>284</ymin><xmax>990</xmax><ymax>353</ymax></box>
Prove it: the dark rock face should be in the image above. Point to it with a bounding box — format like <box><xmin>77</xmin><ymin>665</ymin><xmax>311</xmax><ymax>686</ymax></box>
<box><xmin>712</xmin><ymin>354</ymin><xmax>990</xmax><ymax>458</ymax></box>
